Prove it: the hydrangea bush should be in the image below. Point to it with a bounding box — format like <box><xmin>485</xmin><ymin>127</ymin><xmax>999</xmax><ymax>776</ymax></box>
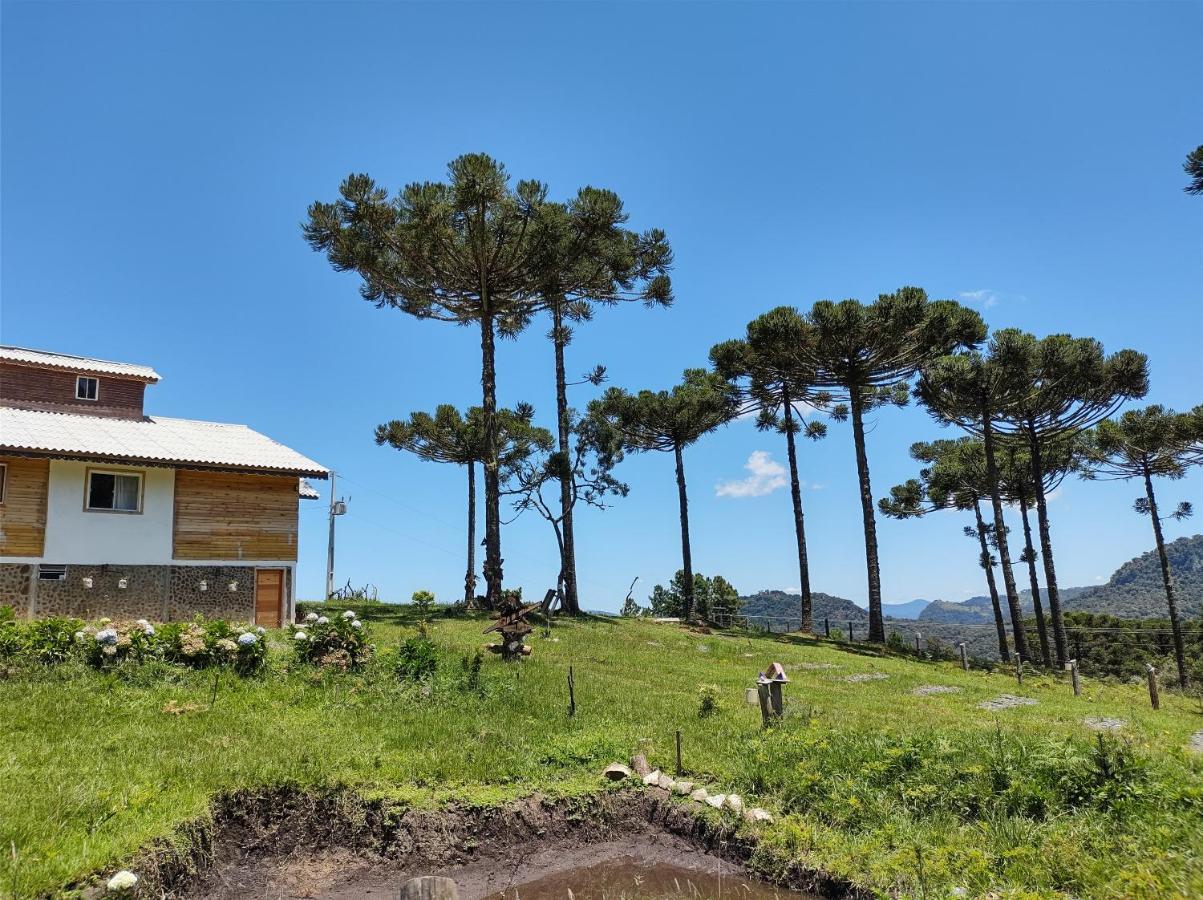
<box><xmin>158</xmin><ymin>619</ymin><xmax>267</xmax><ymax>675</ymax></box>
<box><xmin>292</xmin><ymin>609</ymin><xmax>370</xmax><ymax>671</ymax></box>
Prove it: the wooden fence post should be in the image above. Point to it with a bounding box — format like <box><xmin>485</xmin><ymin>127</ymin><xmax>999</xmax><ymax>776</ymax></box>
<box><xmin>914</xmin><ymin>632</ymin><xmax>923</xmax><ymax>655</ymax></box>
<box><xmin>1015</xmin><ymin>656</ymin><xmax>1023</xmax><ymax>686</ymax></box>
<box><xmin>958</xmin><ymin>642</ymin><xmax>969</xmax><ymax>672</ymax></box>
<box><xmin>1146</xmin><ymin>663</ymin><xmax>1160</xmax><ymax>710</ymax></box>
<box><xmin>567</xmin><ymin>665</ymin><xmax>576</xmax><ymax>717</ymax></box>
<box><xmin>848</xmin><ymin>620</ymin><xmax>854</xmax><ymax>641</ymax></box>
<box><xmin>824</xmin><ymin>617</ymin><xmax>830</xmax><ymax>638</ymax></box>
<box><xmin>675</xmin><ymin>729</ymin><xmax>683</xmax><ymax>775</ymax></box>
<box><xmin>1068</xmin><ymin>659</ymin><xmax>1080</xmax><ymax>697</ymax></box>
<box><xmin>757</xmin><ymin>682</ymin><xmax>772</xmax><ymax>727</ymax></box>
<box><xmin>401</xmin><ymin>876</ymin><xmax>459</xmax><ymax>900</ymax></box>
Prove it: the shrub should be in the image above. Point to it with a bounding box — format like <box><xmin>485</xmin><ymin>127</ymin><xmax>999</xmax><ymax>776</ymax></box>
<box><xmin>460</xmin><ymin>649</ymin><xmax>484</xmax><ymax>693</ymax></box>
<box><xmin>395</xmin><ymin>635</ymin><xmax>438</xmax><ymax>682</ymax></box>
<box><xmin>292</xmin><ymin>609</ymin><xmax>370</xmax><ymax>671</ymax></box>
<box><xmin>411</xmin><ymin>590</ymin><xmax>436</xmax><ymax>620</ymax></box>
<box><xmin>697</xmin><ymin>683</ymin><xmax>720</xmax><ymax>717</ymax></box>
<box><xmin>79</xmin><ymin>619</ymin><xmax>157</xmax><ymax>669</ymax></box>
<box><xmin>158</xmin><ymin>619</ymin><xmax>266</xmax><ymax>675</ymax></box>
<box><xmin>0</xmin><ymin>605</ymin><xmax>15</xmax><ymax>623</ymax></box>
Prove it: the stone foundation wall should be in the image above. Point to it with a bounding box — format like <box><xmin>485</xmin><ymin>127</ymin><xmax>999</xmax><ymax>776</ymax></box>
<box><xmin>0</xmin><ymin>563</ymin><xmax>285</xmax><ymax>623</ymax></box>
<box><xmin>0</xmin><ymin>564</ymin><xmax>32</xmax><ymax>613</ymax></box>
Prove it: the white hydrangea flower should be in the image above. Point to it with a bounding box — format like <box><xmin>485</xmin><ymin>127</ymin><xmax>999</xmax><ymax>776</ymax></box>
<box><xmin>316</xmin><ymin>616</ymin><xmax>329</xmax><ymax>625</ymax></box>
<box><xmin>143</xmin><ymin>625</ymin><xmax>155</xmax><ymax>636</ymax></box>
<box><xmin>293</xmin><ymin>631</ymin><xmax>307</xmax><ymax>641</ymax></box>
<box><xmin>305</xmin><ymin>612</ymin><xmax>318</xmax><ymax>623</ymax></box>
<box><xmin>342</xmin><ymin>610</ymin><xmax>356</xmax><ymax>619</ymax></box>
<box><xmin>351</xmin><ymin>620</ymin><xmax>363</xmax><ymax>630</ymax></box>
<box><xmin>107</xmin><ymin>870</ymin><xmax>138</xmax><ymax>891</ymax></box>
<box><xmin>237</xmin><ymin>632</ymin><xmax>258</xmax><ymax>646</ymax></box>
<box><xmin>256</xmin><ymin>626</ymin><xmax>266</xmax><ymax>634</ymax></box>
<box><xmin>75</xmin><ymin>631</ymin><xmax>86</xmax><ymax>642</ymax></box>
<box><xmin>136</xmin><ymin>619</ymin><xmax>149</xmax><ymax>627</ymax></box>
<box><xmin>96</xmin><ymin>628</ymin><xmax>118</xmax><ymax>645</ymax></box>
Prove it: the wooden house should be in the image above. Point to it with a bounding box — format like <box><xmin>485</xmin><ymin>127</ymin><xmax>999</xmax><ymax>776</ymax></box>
<box><xmin>0</xmin><ymin>346</ymin><xmax>327</xmax><ymax>626</ymax></box>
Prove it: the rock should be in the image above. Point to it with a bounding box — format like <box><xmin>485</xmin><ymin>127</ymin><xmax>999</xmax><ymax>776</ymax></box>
<box><xmin>841</xmin><ymin>672</ymin><xmax>889</xmax><ymax>683</ymax></box>
<box><xmin>1083</xmin><ymin>716</ymin><xmax>1126</xmax><ymax>731</ymax></box>
<box><xmin>705</xmin><ymin>793</ymin><xmax>727</xmax><ymax>809</ymax></box>
<box><xmin>656</xmin><ymin>773</ymin><xmax>676</xmax><ymax>791</ymax></box>
<box><xmin>603</xmin><ymin>763</ymin><xmax>633</xmax><ymax>781</ymax></box>
<box><xmin>745</xmin><ymin>807</ymin><xmax>774</xmax><ymax>824</ymax></box>
<box><xmin>978</xmin><ymin>694</ymin><xmax>1038</xmax><ymax>711</ymax></box>
<box><xmin>630</xmin><ymin>754</ymin><xmax>652</xmax><ymax>777</ymax></box>
<box><xmin>1189</xmin><ymin>731</ymin><xmax>1203</xmax><ymax>753</ymax></box>
<box><xmin>725</xmin><ymin>794</ymin><xmax>743</xmax><ymax>813</ymax></box>
<box><xmin>642</xmin><ymin>769</ymin><xmax>662</xmax><ymax>786</ymax></box>
<box><xmin>673</xmin><ymin>781</ymin><xmax>695</xmax><ymax>795</ymax></box>
<box><xmin>745</xmin><ymin>688</ymin><xmax>760</xmax><ymax>705</ymax></box>
<box><xmin>912</xmin><ymin>685</ymin><xmax>962</xmax><ymax>696</ymax></box>
<box><xmin>690</xmin><ymin>788</ymin><xmax>709</xmax><ymax>803</ymax></box>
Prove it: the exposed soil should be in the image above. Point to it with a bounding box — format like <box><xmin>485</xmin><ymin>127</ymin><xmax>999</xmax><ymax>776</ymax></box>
<box><xmin>98</xmin><ymin>787</ymin><xmax>861</xmax><ymax>900</ymax></box>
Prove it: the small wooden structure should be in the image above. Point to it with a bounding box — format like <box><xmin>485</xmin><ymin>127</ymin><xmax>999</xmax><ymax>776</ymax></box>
<box><xmin>756</xmin><ymin>662</ymin><xmax>789</xmax><ymax>725</ymax></box>
<box><xmin>483</xmin><ymin>589</ymin><xmax>538</xmax><ymax>660</ymax></box>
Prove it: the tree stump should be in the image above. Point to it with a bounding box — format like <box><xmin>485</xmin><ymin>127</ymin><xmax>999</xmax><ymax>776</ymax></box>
<box><xmin>400</xmin><ymin>876</ymin><xmax>459</xmax><ymax>900</ymax></box>
<box><xmin>483</xmin><ymin>589</ymin><xmax>538</xmax><ymax>660</ymax></box>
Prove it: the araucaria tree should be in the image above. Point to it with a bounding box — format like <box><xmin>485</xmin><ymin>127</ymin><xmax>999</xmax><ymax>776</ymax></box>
<box><xmin>375</xmin><ymin>404</ymin><xmax>551</xmax><ymax>606</ymax></box>
<box><xmin>881</xmin><ymin>438</ymin><xmax>1012</xmax><ymax>661</ymax></box>
<box><xmin>800</xmin><ymin>288</ymin><xmax>986</xmax><ymax>642</ymax></box>
<box><xmin>1082</xmin><ymin>405</ymin><xmax>1203</xmax><ymax>687</ymax></box>
<box><xmin>1184</xmin><ymin>145</ymin><xmax>1203</xmax><ymax>194</ymax></box>
<box><xmin>530</xmin><ymin>193</ymin><xmax>673</xmax><ymax>614</ymax></box>
<box><xmin>989</xmin><ymin>329</ymin><xmax>1148</xmax><ymax>665</ymax></box>
<box><xmin>711</xmin><ymin>307</ymin><xmax>830</xmax><ymax>633</ymax></box>
<box><xmin>592</xmin><ymin>369</ymin><xmax>738</xmax><ymax>621</ymax></box>
<box><xmin>918</xmin><ymin>348</ymin><xmax>1032</xmax><ymax>662</ymax></box>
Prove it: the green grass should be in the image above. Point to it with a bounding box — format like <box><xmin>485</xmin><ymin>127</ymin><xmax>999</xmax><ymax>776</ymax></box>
<box><xmin>2</xmin><ymin>604</ymin><xmax>1202</xmax><ymax>898</ymax></box>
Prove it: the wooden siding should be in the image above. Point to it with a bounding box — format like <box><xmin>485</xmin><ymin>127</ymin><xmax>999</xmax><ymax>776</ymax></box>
<box><xmin>0</xmin><ymin>362</ymin><xmax>146</xmax><ymax>417</ymax></box>
<box><xmin>172</xmin><ymin>470</ymin><xmax>299</xmax><ymax>561</ymax></box>
<box><xmin>0</xmin><ymin>456</ymin><xmax>49</xmax><ymax>557</ymax></box>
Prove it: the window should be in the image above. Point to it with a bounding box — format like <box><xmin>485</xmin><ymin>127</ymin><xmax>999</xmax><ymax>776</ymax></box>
<box><xmin>37</xmin><ymin>565</ymin><xmax>67</xmax><ymax>581</ymax></box>
<box><xmin>0</xmin><ymin>463</ymin><xmax>6</xmax><ymax>504</ymax></box>
<box><xmin>76</xmin><ymin>376</ymin><xmax>99</xmax><ymax>401</ymax></box>
<box><xmin>85</xmin><ymin>469</ymin><xmax>142</xmax><ymax>512</ymax></box>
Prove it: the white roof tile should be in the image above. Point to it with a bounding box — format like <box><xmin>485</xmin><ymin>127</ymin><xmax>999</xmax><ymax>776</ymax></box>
<box><xmin>0</xmin><ymin>407</ymin><xmax>327</xmax><ymax>477</ymax></box>
<box><xmin>0</xmin><ymin>346</ymin><xmax>160</xmax><ymax>382</ymax></box>
<box><xmin>299</xmin><ymin>479</ymin><xmax>321</xmax><ymax>499</ymax></box>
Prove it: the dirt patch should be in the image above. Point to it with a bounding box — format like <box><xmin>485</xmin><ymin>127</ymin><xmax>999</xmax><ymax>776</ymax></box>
<box><xmin>94</xmin><ymin>788</ymin><xmax>862</xmax><ymax>900</ymax></box>
<box><xmin>1083</xmin><ymin>717</ymin><xmax>1126</xmax><ymax>731</ymax></box>
<box><xmin>978</xmin><ymin>695</ymin><xmax>1038</xmax><ymax>711</ymax></box>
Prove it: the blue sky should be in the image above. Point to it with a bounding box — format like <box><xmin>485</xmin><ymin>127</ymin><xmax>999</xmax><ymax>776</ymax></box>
<box><xmin>3</xmin><ymin>1</ymin><xmax>1200</xmax><ymax>610</ymax></box>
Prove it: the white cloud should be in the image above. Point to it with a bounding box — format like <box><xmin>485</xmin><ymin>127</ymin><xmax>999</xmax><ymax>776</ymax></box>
<box><xmin>960</xmin><ymin>289</ymin><xmax>1000</xmax><ymax>309</ymax></box>
<box><xmin>716</xmin><ymin>450</ymin><xmax>788</xmax><ymax>498</ymax></box>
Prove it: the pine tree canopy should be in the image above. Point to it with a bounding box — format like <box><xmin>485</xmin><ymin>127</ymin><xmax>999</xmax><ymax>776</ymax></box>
<box><xmin>1083</xmin><ymin>405</ymin><xmax>1203</xmax><ymax>482</ymax></box>
<box><xmin>591</xmin><ymin>368</ymin><xmax>739</xmax><ymax>452</ymax></box>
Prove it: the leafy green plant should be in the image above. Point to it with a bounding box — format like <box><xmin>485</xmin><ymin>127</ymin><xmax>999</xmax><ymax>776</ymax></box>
<box><xmin>697</xmin><ymin>683</ymin><xmax>720</xmax><ymax>717</ymax></box>
<box><xmin>411</xmin><ymin>590</ymin><xmax>436</xmax><ymax>620</ymax></box>
<box><xmin>293</xmin><ymin>610</ymin><xmax>370</xmax><ymax>671</ymax></box>
<box><xmin>396</xmin><ymin>636</ymin><xmax>438</xmax><ymax>682</ymax></box>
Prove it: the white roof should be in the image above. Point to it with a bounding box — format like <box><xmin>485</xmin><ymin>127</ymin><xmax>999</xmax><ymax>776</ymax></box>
<box><xmin>0</xmin><ymin>406</ymin><xmax>327</xmax><ymax>477</ymax></box>
<box><xmin>0</xmin><ymin>346</ymin><xmax>160</xmax><ymax>382</ymax></box>
<box><xmin>299</xmin><ymin>479</ymin><xmax>321</xmax><ymax>499</ymax></box>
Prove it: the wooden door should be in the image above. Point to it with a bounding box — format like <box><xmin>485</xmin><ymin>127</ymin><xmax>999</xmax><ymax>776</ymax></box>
<box><xmin>254</xmin><ymin>568</ymin><xmax>283</xmax><ymax>628</ymax></box>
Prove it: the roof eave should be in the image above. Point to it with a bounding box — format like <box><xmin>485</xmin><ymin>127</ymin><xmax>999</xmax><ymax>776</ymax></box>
<box><xmin>0</xmin><ymin>447</ymin><xmax>329</xmax><ymax>479</ymax></box>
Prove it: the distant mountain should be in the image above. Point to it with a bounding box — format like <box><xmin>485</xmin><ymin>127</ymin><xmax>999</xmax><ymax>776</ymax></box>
<box><xmin>920</xmin><ymin>599</ymin><xmax>994</xmax><ymax>625</ymax></box>
<box><xmin>740</xmin><ymin>589</ymin><xmax>868</xmax><ymax>630</ymax></box>
<box><xmin>880</xmin><ymin>599</ymin><xmax>931</xmax><ymax>619</ymax></box>
<box><xmin>1067</xmin><ymin>534</ymin><xmax>1203</xmax><ymax>618</ymax></box>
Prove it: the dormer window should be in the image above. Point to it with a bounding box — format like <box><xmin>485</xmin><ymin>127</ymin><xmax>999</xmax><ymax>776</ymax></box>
<box><xmin>75</xmin><ymin>376</ymin><xmax>99</xmax><ymax>401</ymax></box>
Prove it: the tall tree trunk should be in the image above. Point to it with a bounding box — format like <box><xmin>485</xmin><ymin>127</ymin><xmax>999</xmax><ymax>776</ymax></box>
<box><xmin>480</xmin><ymin>311</ymin><xmax>502</xmax><ymax>609</ymax></box>
<box><xmin>849</xmin><ymin>387</ymin><xmax>884</xmax><ymax>642</ymax></box>
<box><xmin>673</xmin><ymin>443</ymin><xmax>696</xmax><ymax>622</ymax></box>
<box><xmin>550</xmin><ymin>298</ymin><xmax>581</xmax><ymax>614</ymax></box>
<box><xmin>981</xmin><ymin>412</ymin><xmax>1029</xmax><ymax>661</ymax></box>
<box><xmin>782</xmin><ymin>394</ymin><xmax>813</xmax><ymax>633</ymax></box>
<box><xmin>1028</xmin><ymin>427</ymin><xmax>1067</xmax><ymax>665</ymax></box>
<box><xmin>464</xmin><ymin>461</ymin><xmax>477</xmax><ymax>607</ymax></box>
<box><xmin>1018</xmin><ymin>495</ymin><xmax>1052</xmax><ymax>667</ymax></box>
<box><xmin>975</xmin><ymin>501</ymin><xmax>1011</xmax><ymax>662</ymax></box>
<box><xmin>1144</xmin><ymin>467</ymin><xmax>1190</xmax><ymax>689</ymax></box>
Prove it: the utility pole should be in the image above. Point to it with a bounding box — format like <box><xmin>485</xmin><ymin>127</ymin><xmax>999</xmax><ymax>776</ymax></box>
<box><xmin>325</xmin><ymin>472</ymin><xmax>346</xmax><ymax>601</ymax></box>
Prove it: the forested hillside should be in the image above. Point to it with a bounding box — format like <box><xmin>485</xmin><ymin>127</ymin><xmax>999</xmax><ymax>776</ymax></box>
<box><xmin>1067</xmin><ymin>534</ymin><xmax>1203</xmax><ymax>618</ymax></box>
<box><xmin>739</xmin><ymin>589</ymin><xmax>868</xmax><ymax>630</ymax></box>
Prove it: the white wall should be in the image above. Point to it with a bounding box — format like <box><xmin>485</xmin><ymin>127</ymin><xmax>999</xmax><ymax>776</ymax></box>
<box><xmin>41</xmin><ymin>460</ymin><xmax>176</xmax><ymax>564</ymax></box>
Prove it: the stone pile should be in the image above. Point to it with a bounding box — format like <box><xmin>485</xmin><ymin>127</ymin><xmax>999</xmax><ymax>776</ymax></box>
<box><xmin>603</xmin><ymin>758</ymin><xmax>774</xmax><ymax>826</ymax></box>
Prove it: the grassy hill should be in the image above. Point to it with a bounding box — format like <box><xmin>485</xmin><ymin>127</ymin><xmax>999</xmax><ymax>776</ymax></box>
<box><xmin>739</xmin><ymin>589</ymin><xmax>869</xmax><ymax>630</ymax></box>
<box><xmin>2</xmin><ymin>605</ymin><xmax>1202</xmax><ymax>897</ymax></box>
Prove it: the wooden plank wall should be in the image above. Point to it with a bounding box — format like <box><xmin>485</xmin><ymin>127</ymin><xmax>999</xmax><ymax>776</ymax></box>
<box><xmin>0</xmin><ymin>456</ymin><xmax>49</xmax><ymax>557</ymax></box>
<box><xmin>172</xmin><ymin>470</ymin><xmax>299</xmax><ymax>560</ymax></box>
<box><xmin>0</xmin><ymin>363</ymin><xmax>146</xmax><ymax>417</ymax></box>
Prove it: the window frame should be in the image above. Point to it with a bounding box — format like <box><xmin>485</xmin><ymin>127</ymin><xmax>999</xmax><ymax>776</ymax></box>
<box><xmin>75</xmin><ymin>376</ymin><xmax>100</xmax><ymax>402</ymax></box>
<box><xmin>83</xmin><ymin>467</ymin><xmax>145</xmax><ymax>515</ymax></box>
